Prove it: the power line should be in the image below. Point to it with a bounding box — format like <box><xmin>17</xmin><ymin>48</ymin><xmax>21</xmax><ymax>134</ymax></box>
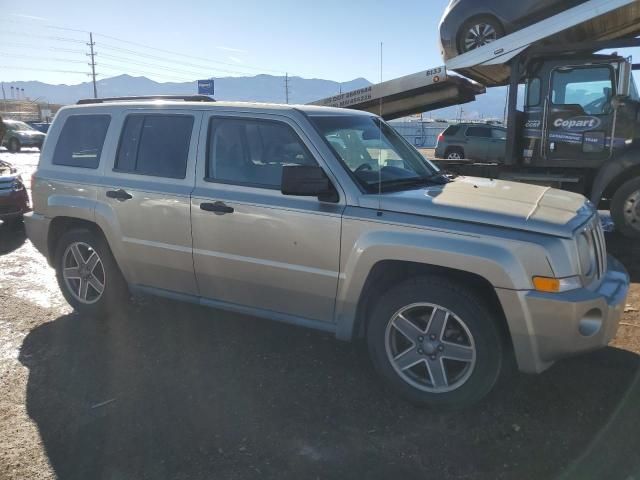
<box><xmin>0</xmin><ymin>29</ymin><xmax>87</xmax><ymax>44</ymax></box>
<box><xmin>0</xmin><ymin>65</ymin><xmax>88</xmax><ymax>75</ymax></box>
<box><xmin>0</xmin><ymin>52</ymin><xmax>86</xmax><ymax>64</ymax></box>
<box><xmin>98</xmin><ymin>63</ymin><xmax>197</xmax><ymax>82</ymax></box>
<box><xmin>0</xmin><ymin>17</ymin><xmax>295</xmax><ymax>76</ymax></box>
<box><xmin>93</xmin><ymin>32</ymin><xmax>286</xmax><ymax>74</ymax></box>
<box><xmin>97</xmin><ymin>42</ymin><xmax>263</xmax><ymax>77</ymax></box>
<box><xmin>99</xmin><ymin>54</ymin><xmax>216</xmax><ymax>79</ymax></box>
<box><xmin>0</xmin><ymin>41</ymin><xmax>86</xmax><ymax>54</ymax></box>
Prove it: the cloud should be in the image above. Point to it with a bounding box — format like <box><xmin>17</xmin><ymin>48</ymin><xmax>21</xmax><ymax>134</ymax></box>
<box><xmin>228</xmin><ymin>56</ymin><xmax>244</xmax><ymax>64</ymax></box>
<box><xmin>216</xmin><ymin>46</ymin><xmax>248</xmax><ymax>54</ymax></box>
<box><xmin>10</xmin><ymin>13</ymin><xmax>48</xmax><ymax>21</ymax></box>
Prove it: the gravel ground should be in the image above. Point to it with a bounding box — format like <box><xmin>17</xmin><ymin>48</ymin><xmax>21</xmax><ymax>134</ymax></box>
<box><xmin>1</xmin><ymin>149</ymin><xmax>640</xmax><ymax>480</ymax></box>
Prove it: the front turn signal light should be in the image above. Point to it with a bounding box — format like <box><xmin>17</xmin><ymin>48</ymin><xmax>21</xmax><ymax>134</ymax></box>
<box><xmin>533</xmin><ymin>276</ymin><xmax>581</xmax><ymax>293</ymax></box>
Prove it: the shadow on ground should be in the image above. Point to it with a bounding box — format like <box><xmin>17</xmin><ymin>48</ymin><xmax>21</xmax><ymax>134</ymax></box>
<box><xmin>19</xmin><ymin>297</ymin><xmax>640</xmax><ymax>480</ymax></box>
<box><xmin>0</xmin><ymin>221</ymin><xmax>26</xmax><ymax>255</ymax></box>
<box><xmin>607</xmin><ymin>232</ymin><xmax>640</xmax><ymax>283</ymax></box>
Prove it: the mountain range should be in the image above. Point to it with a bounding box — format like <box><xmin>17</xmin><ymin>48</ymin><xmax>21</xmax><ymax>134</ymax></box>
<box><xmin>2</xmin><ymin>74</ymin><xmax>509</xmax><ymax>120</ymax></box>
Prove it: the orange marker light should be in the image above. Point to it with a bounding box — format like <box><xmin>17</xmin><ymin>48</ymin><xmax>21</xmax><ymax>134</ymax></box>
<box><xmin>533</xmin><ymin>277</ymin><xmax>561</xmax><ymax>293</ymax></box>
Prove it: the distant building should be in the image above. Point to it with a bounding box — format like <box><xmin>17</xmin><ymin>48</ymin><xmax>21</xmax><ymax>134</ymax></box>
<box><xmin>0</xmin><ymin>100</ymin><xmax>62</xmax><ymax>122</ymax></box>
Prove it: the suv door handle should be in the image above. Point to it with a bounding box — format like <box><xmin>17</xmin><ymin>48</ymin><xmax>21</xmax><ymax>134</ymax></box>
<box><xmin>106</xmin><ymin>189</ymin><xmax>133</xmax><ymax>201</ymax></box>
<box><xmin>200</xmin><ymin>201</ymin><xmax>234</xmax><ymax>215</ymax></box>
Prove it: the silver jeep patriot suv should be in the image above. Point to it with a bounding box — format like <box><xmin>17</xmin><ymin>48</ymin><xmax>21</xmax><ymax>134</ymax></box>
<box><xmin>25</xmin><ymin>96</ymin><xmax>630</xmax><ymax>408</ymax></box>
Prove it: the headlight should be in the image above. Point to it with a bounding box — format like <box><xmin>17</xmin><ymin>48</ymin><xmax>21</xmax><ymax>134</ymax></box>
<box><xmin>11</xmin><ymin>178</ymin><xmax>24</xmax><ymax>191</ymax></box>
<box><xmin>577</xmin><ymin>231</ymin><xmax>596</xmax><ymax>277</ymax></box>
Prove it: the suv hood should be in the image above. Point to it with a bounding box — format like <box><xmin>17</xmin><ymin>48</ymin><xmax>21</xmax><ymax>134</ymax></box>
<box><xmin>16</xmin><ymin>129</ymin><xmax>45</xmax><ymax>137</ymax></box>
<box><xmin>361</xmin><ymin>176</ymin><xmax>593</xmax><ymax>238</ymax></box>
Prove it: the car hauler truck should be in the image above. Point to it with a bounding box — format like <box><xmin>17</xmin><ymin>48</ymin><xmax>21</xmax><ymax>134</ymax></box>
<box><xmin>310</xmin><ymin>0</ymin><xmax>640</xmax><ymax>238</ymax></box>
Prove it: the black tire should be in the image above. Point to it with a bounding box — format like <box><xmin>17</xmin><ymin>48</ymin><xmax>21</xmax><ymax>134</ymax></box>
<box><xmin>54</xmin><ymin>228</ymin><xmax>129</xmax><ymax>318</ymax></box>
<box><xmin>457</xmin><ymin>15</ymin><xmax>505</xmax><ymax>54</ymax></box>
<box><xmin>367</xmin><ymin>275</ymin><xmax>504</xmax><ymax>409</ymax></box>
<box><xmin>445</xmin><ymin>147</ymin><xmax>465</xmax><ymax>160</ymax></box>
<box><xmin>8</xmin><ymin>138</ymin><xmax>21</xmax><ymax>153</ymax></box>
<box><xmin>611</xmin><ymin>176</ymin><xmax>640</xmax><ymax>239</ymax></box>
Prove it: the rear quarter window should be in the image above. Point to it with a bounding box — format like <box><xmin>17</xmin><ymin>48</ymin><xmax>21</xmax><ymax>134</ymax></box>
<box><xmin>52</xmin><ymin>115</ymin><xmax>111</xmax><ymax>169</ymax></box>
<box><xmin>443</xmin><ymin>125</ymin><xmax>461</xmax><ymax>136</ymax></box>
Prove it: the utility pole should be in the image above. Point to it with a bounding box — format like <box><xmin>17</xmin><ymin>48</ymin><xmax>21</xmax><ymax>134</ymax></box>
<box><xmin>87</xmin><ymin>32</ymin><xmax>98</xmax><ymax>99</ymax></box>
<box><xmin>285</xmin><ymin>72</ymin><xmax>290</xmax><ymax>104</ymax></box>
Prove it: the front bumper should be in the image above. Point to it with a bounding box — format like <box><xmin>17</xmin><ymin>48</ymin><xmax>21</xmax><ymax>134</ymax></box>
<box><xmin>15</xmin><ymin>135</ymin><xmax>44</xmax><ymax>147</ymax></box>
<box><xmin>24</xmin><ymin>212</ymin><xmax>51</xmax><ymax>261</ymax></box>
<box><xmin>497</xmin><ymin>255</ymin><xmax>630</xmax><ymax>374</ymax></box>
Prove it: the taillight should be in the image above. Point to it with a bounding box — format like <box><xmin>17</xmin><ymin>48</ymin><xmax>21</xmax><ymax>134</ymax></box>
<box><xmin>437</xmin><ymin>133</ymin><xmax>444</xmax><ymax>143</ymax></box>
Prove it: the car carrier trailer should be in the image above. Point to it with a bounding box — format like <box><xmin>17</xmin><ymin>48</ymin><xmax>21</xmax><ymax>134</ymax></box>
<box><xmin>309</xmin><ymin>0</ymin><xmax>640</xmax><ymax>238</ymax></box>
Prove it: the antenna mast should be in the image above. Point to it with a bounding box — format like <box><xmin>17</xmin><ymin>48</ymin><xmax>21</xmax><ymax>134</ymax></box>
<box><xmin>377</xmin><ymin>42</ymin><xmax>383</xmax><ymax>215</ymax></box>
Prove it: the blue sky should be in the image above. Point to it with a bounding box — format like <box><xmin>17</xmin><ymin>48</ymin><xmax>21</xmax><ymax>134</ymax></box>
<box><xmin>0</xmin><ymin>0</ymin><xmax>451</xmax><ymax>85</ymax></box>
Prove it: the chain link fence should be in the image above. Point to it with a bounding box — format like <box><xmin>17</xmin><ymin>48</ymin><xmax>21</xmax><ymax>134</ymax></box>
<box><xmin>389</xmin><ymin>121</ymin><xmax>450</xmax><ymax>148</ymax></box>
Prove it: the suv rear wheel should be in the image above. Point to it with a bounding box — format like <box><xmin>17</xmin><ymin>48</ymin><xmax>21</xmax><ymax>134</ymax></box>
<box><xmin>54</xmin><ymin>228</ymin><xmax>129</xmax><ymax>317</ymax></box>
<box><xmin>367</xmin><ymin>275</ymin><xmax>503</xmax><ymax>409</ymax></box>
<box><xmin>445</xmin><ymin>147</ymin><xmax>464</xmax><ymax>160</ymax></box>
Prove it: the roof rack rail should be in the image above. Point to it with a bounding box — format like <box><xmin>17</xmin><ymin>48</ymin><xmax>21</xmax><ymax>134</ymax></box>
<box><xmin>76</xmin><ymin>95</ymin><xmax>215</xmax><ymax>105</ymax></box>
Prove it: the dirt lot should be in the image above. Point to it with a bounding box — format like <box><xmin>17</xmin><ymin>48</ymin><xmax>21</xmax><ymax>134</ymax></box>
<box><xmin>1</xmin><ymin>150</ymin><xmax>640</xmax><ymax>480</ymax></box>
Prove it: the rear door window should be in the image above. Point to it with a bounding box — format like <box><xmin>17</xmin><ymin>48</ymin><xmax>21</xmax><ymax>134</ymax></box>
<box><xmin>115</xmin><ymin>114</ymin><xmax>194</xmax><ymax>178</ymax></box>
<box><xmin>52</xmin><ymin>115</ymin><xmax>111</xmax><ymax>168</ymax></box>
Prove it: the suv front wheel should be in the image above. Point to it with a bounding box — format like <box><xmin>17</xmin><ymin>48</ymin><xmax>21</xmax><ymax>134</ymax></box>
<box><xmin>8</xmin><ymin>138</ymin><xmax>21</xmax><ymax>153</ymax></box>
<box><xmin>54</xmin><ymin>228</ymin><xmax>129</xmax><ymax>317</ymax></box>
<box><xmin>367</xmin><ymin>276</ymin><xmax>504</xmax><ymax>409</ymax></box>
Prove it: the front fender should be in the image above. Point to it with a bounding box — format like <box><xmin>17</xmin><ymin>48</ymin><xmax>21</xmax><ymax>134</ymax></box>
<box><xmin>334</xmin><ymin>226</ymin><xmax>553</xmax><ymax>341</ymax></box>
<box><xmin>590</xmin><ymin>149</ymin><xmax>640</xmax><ymax>205</ymax></box>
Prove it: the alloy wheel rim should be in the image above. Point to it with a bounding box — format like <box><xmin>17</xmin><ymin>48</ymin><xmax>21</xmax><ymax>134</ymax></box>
<box><xmin>448</xmin><ymin>152</ymin><xmax>462</xmax><ymax>159</ymax></box>
<box><xmin>623</xmin><ymin>189</ymin><xmax>640</xmax><ymax>231</ymax></box>
<box><xmin>464</xmin><ymin>23</ymin><xmax>498</xmax><ymax>51</ymax></box>
<box><xmin>385</xmin><ymin>303</ymin><xmax>477</xmax><ymax>393</ymax></box>
<box><xmin>62</xmin><ymin>242</ymin><xmax>105</xmax><ymax>304</ymax></box>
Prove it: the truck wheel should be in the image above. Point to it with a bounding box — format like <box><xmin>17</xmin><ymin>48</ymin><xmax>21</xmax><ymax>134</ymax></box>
<box><xmin>8</xmin><ymin>138</ymin><xmax>21</xmax><ymax>153</ymax></box>
<box><xmin>54</xmin><ymin>228</ymin><xmax>129</xmax><ymax>318</ymax></box>
<box><xmin>445</xmin><ymin>148</ymin><xmax>464</xmax><ymax>160</ymax></box>
<box><xmin>611</xmin><ymin>177</ymin><xmax>640</xmax><ymax>239</ymax></box>
<box><xmin>367</xmin><ymin>276</ymin><xmax>503</xmax><ymax>409</ymax></box>
<box><xmin>457</xmin><ymin>16</ymin><xmax>505</xmax><ymax>54</ymax></box>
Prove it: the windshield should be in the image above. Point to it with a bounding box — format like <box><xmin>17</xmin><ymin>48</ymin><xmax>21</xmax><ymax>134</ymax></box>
<box><xmin>310</xmin><ymin>115</ymin><xmax>439</xmax><ymax>192</ymax></box>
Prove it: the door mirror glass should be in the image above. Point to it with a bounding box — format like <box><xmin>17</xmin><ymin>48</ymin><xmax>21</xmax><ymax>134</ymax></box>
<box><xmin>281</xmin><ymin>165</ymin><xmax>337</xmax><ymax>202</ymax></box>
<box><xmin>617</xmin><ymin>61</ymin><xmax>633</xmax><ymax>98</ymax></box>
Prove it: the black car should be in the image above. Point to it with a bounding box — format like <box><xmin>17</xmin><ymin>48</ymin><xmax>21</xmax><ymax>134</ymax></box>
<box><xmin>439</xmin><ymin>0</ymin><xmax>587</xmax><ymax>60</ymax></box>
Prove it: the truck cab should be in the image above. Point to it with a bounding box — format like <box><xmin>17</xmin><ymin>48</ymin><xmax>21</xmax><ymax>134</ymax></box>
<box><xmin>438</xmin><ymin>50</ymin><xmax>640</xmax><ymax>238</ymax></box>
<box><xmin>521</xmin><ymin>54</ymin><xmax>639</xmax><ymax>170</ymax></box>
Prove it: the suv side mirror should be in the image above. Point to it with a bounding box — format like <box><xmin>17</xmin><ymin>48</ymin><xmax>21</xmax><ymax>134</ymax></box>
<box><xmin>281</xmin><ymin>165</ymin><xmax>338</xmax><ymax>202</ymax></box>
